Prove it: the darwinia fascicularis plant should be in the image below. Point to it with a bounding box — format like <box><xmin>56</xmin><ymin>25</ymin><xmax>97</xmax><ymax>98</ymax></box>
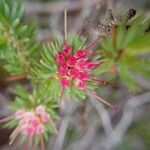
<box><xmin>0</xmin><ymin>0</ymin><xmax>150</xmax><ymax>150</ymax></box>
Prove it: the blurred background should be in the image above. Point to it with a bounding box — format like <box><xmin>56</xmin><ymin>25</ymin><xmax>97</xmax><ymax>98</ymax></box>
<box><xmin>0</xmin><ymin>0</ymin><xmax>150</xmax><ymax>150</ymax></box>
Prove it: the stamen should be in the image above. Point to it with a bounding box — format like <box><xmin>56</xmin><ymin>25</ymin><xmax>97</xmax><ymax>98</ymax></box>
<box><xmin>91</xmin><ymin>77</ymin><xmax>118</xmax><ymax>89</ymax></box>
<box><xmin>51</xmin><ymin>41</ymin><xmax>58</xmax><ymax>55</ymax></box>
<box><xmin>9</xmin><ymin>126</ymin><xmax>20</xmax><ymax>145</ymax></box>
<box><xmin>64</xmin><ymin>5</ymin><xmax>68</xmax><ymax>43</ymax></box>
<box><xmin>87</xmin><ymin>51</ymin><xmax>101</xmax><ymax>57</ymax></box>
<box><xmin>33</xmin><ymin>135</ymin><xmax>37</xmax><ymax>150</ymax></box>
<box><xmin>86</xmin><ymin>89</ymin><xmax>117</xmax><ymax>110</ymax></box>
<box><xmin>24</xmin><ymin>135</ymin><xmax>30</xmax><ymax>150</ymax></box>
<box><xmin>40</xmin><ymin>134</ymin><xmax>45</xmax><ymax>150</ymax></box>
<box><xmin>0</xmin><ymin>115</ymin><xmax>14</xmax><ymax>123</ymax></box>
<box><xmin>91</xmin><ymin>78</ymin><xmax>109</xmax><ymax>85</ymax></box>
<box><xmin>84</xmin><ymin>38</ymin><xmax>101</xmax><ymax>52</ymax></box>
<box><xmin>49</xmin><ymin>116</ymin><xmax>58</xmax><ymax>135</ymax></box>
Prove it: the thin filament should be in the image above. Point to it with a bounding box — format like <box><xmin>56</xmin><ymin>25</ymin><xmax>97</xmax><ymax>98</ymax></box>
<box><xmin>33</xmin><ymin>135</ymin><xmax>37</xmax><ymax>150</ymax></box>
<box><xmin>51</xmin><ymin>41</ymin><xmax>58</xmax><ymax>55</ymax></box>
<box><xmin>86</xmin><ymin>89</ymin><xmax>114</xmax><ymax>109</ymax></box>
<box><xmin>84</xmin><ymin>38</ymin><xmax>101</xmax><ymax>51</ymax></box>
<box><xmin>0</xmin><ymin>115</ymin><xmax>14</xmax><ymax>123</ymax></box>
<box><xmin>24</xmin><ymin>135</ymin><xmax>30</xmax><ymax>150</ymax></box>
<box><xmin>40</xmin><ymin>134</ymin><xmax>45</xmax><ymax>150</ymax></box>
<box><xmin>64</xmin><ymin>5</ymin><xmax>68</xmax><ymax>42</ymax></box>
<box><xmin>9</xmin><ymin>126</ymin><xmax>20</xmax><ymax>145</ymax></box>
<box><xmin>49</xmin><ymin>117</ymin><xmax>58</xmax><ymax>135</ymax></box>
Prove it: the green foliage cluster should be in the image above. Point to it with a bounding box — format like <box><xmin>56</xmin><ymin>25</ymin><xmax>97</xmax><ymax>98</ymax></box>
<box><xmin>31</xmin><ymin>35</ymin><xmax>90</xmax><ymax>100</ymax></box>
<box><xmin>0</xmin><ymin>0</ymin><xmax>39</xmax><ymax>74</ymax></box>
<box><xmin>95</xmin><ymin>16</ymin><xmax>150</xmax><ymax>90</ymax></box>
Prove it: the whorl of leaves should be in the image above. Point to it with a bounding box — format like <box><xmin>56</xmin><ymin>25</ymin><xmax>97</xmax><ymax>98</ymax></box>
<box><xmin>0</xmin><ymin>0</ymin><xmax>39</xmax><ymax>74</ymax></box>
<box><xmin>31</xmin><ymin>35</ymin><xmax>92</xmax><ymax>100</ymax></box>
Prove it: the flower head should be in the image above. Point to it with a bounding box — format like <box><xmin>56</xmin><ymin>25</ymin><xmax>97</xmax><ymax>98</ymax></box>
<box><xmin>35</xmin><ymin>35</ymin><xmax>115</xmax><ymax>109</ymax></box>
<box><xmin>4</xmin><ymin>105</ymin><xmax>58</xmax><ymax>149</ymax></box>
<box><xmin>55</xmin><ymin>41</ymin><xmax>101</xmax><ymax>91</ymax></box>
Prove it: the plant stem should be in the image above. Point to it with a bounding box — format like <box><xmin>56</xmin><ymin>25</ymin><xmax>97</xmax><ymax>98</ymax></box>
<box><xmin>5</xmin><ymin>73</ymin><xmax>27</xmax><ymax>82</ymax></box>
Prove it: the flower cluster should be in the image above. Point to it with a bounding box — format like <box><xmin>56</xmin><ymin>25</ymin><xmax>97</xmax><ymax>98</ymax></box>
<box><xmin>56</xmin><ymin>43</ymin><xmax>101</xmax><ymax>90</ymax></box>
<box><xmin>3</xmin><ymin>105</ymin><xmax>58</xmax><ymax>149</ymax></box>
<box><xmin>15</xmin><ymin>106</ymin><xmax>50</xmax><ymax>136</ymax></box>
<box><xmin>33</xmin><ymin>35</ymin><xmax>115</xmax><ymax>108</ymax></box>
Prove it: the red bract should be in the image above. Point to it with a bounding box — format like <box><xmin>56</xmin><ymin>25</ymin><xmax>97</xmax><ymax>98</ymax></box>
<box><xmin>58</xmin><ymin>65</ymin><xmax>68</xmax><ymax>75</ymax></box>
<box><xmin>62</xmin><ymin>44</ymin><xmax>73</xmax><ymax>56</ymax></box>
<box><xmin>78</xmin><ymin>71</ymin><xmax>89</xmax><ymax>81</ymax></box>
<box><xmin>75</xmin><ymin>79</ymin><xmax>87</xmax><ymax>90</ymax></box>
<box><xmin>74</xmin><ymin>50</ymin><xmax>86</xmax><ymax>59</ymax></box>
<box><xmin>60</xmin><ymin>76</ymin><xmax>71</xmax><ymax>88</ymax></box>
<box><xmin>56</xmin><ymin>52</ymin><xmax>65</xmax><ymax>65</ymax></box>
<box><xmin>68</xmin><ymin>68</ymin><xmax>79</xmax><ymax>78</ymax></box>
<box><xmin>67</xmin><ymin>56</ymin><xmax>76</xmax><ymax>67</ymax></box>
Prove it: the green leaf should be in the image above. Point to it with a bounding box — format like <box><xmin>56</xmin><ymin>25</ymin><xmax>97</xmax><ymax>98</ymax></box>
<box><xmin>118</xmin><ymin>63</ymin><xmax>139</xmax><ymax>90</ymax></box>
<box><xmin>126</xmin><ymin>33</ymin><xmax>150</xmax><ymax>55</ymax></box>
<box><xmin>93</xmin><ymin>60</ymin><xmax>114</xmax><ymax>75</ymax></box>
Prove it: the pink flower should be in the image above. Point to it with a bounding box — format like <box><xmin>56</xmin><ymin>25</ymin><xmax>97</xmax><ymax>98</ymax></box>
<box><xmin>56</xmin><ymin>52</ymin><xmax>65</xmax><ymax>65</ymax></box>
<box><xmin>68</xmin><ymin>68</ymin><xmax>79</xmax><ymax>78</ymax></box>
<box><xmin>78</xmin><ymin>72</ymin><xmax>89</xmax><ymax>81</ymax></box>
<box><xmin>60</xmin><ymin>76</ymin><xmax>71</xmax><ymax>88</ymax></box>
<box><xmin>75</xmin><ymin>79</ymin><xmax>87</xmax><ymax>90</ymax></box>
<box><xmin>74</xmin><ymin>50</ymin><xmax>86</xmax><ymax>59</ymax></box>
<box><xmin>67</xmin><ymin>56</ymin><xmax>76</xmax><ymax>67</ymax></box>
<box><xmin>62</xmin><ymin>44</ymin><xmax>73</xmax><ymax>56</ymax></box>
<box><xmin>58</xmin><ymin>65</ymin><xmax>68</xmax><ymax>75</ymax></box>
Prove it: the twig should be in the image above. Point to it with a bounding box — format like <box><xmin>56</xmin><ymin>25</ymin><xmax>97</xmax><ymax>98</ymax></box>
<box><xmin>5</xmin><ymin>73</ymin><xmax>27</xmax><ymax>82</ymax></box>
<box><xmin>96</xmin><ymin>92</ymin><xmax>150</xmax><ymax>150</ymax></box>
<box><xmin>89</xmin><ymin>94</ymin><xmax>113</xmax><ymax>136</ymax></box>
<box><xmin>53</xmin><ymin>117</ymin><xmax>70</xmax><ymax>150</ymax></box>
